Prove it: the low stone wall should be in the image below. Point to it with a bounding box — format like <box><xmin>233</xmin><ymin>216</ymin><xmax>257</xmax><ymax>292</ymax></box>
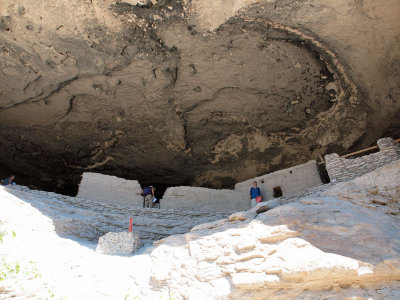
<box><xmin>161</xmin><ymin>186</ymin><xmax>248</xmax><ymax>212</ymax></box>
<box><xmin>324</xmin><ymin>138</ymin><xmax>400</xmax><ymax>182</ymax></box>
<box><xmin>77</xmin><ymin>172</ymin><xmax>143</xmax><ymax>207</ymax></box>
<box><xmin>234</xmin><ymin>160</ymin><xmax>323</xmax><ymax>201</ymax></box>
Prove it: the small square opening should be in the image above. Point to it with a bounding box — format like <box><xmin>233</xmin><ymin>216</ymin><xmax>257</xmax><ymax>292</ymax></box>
<box><xmin>273</xmin><ymin>186</ymin><xmax>283</xmax><ymax>198</ymax></box>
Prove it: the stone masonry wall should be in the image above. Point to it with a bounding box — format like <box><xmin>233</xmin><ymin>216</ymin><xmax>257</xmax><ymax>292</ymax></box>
<box><xmin>162</xmin><ymin>186</ymin><xmax>248</xmax><ymax>212</ymax></box>
<box><xmin>234</xmin><ymin>160</ymin><xmax>323</xmax><ymax>201</ymax></box>
<box><xmin>77</xmin><ymin>172</ymin><xmax>143</xmax><ymax>207</ymax></box>
<box><xmin>324</xmin><ymin>138</ymin><xmax>400</xmax><ymax>182</ymax></box>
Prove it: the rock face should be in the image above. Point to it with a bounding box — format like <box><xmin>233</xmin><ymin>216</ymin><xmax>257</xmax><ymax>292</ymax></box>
<box><xmin>0</xmin><ymin>0</ymin><xmax>399</xmax><ymax>193</ymax></box>
<box><xmin>145</xmin><ymin>160</ymin><xmax>400</xmax><ymax>299</ymax></box>
<box><xmin>2</xmin><ymin>184</ymin><xmax>229</xmax><ymax>245</ymax></box>
<box><xmin>0</xmin><ymin>160</ymin><xmax>399</xmax><ymax>299</ymax></box>
<box><xmin>96</xmin><ymin>232</ymin><xmax>142</xmax><ymax>255</ymax></box>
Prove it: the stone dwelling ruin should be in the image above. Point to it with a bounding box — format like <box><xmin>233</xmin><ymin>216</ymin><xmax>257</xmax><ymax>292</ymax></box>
<box><xmin>234</xmin><ymin>160</ymin><xmax>323</xmax><ymax>202</ymax></box>
<box><xmin>325</xmin><ymin>137</ymin><xmax>400</xmax><ymax>183</ymax></box>
<box><xmin>77</xmin><ymin>159</ymin><xmax>324</xmax><ymax>211</ymax></box>
<box><xmin>77</xmin><ymin>172</ymin><xmax>143</xmax><ymax>206</ymax></box>
<box><xmin>77</xmin><ymin>138</ymin><xmax>400</xmax><ymax>213</ymax></box>
<box><xmin>0</xmin><ymin>0</ymin><xmax>399</xmax><ymax>297</ymax></box>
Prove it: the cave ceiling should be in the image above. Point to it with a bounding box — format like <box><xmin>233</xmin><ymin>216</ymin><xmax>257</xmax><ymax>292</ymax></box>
<box><xmin>0</xmin><ymin>0</ymin><xmax>399</xmax><ymax>193</ymax></box>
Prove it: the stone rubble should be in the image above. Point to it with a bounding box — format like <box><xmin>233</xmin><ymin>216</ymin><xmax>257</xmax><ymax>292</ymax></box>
<box><xmin>96</xmin><ymin>232</ymin><xmax>142</xmax><ymax>255</ymax></box>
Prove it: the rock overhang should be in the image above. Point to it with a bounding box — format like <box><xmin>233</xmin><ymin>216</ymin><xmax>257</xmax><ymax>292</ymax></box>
<box><xmin>0</xmin><ymin>0</ymin><xmax>399</xmax><ymax>194</ymax></box>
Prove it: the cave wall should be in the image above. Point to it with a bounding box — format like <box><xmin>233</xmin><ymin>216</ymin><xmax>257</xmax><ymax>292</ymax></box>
<box><xmin>0</xmin><ymin>0</ymin><xmax>399</xmax><ymax>193</ymax></box>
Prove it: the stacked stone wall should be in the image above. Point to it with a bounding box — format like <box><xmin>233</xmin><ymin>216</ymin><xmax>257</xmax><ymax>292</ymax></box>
<box><xmin>324</xmin><ymin>138</ymin><xmax>400</xmax><ymax>182</ymax></box>
<box><xmin>77</xmin><ymin>172</ymin><xmax>143</xmax><ymax>207</ymax></box>
<box><xmin>162</xmin><ymin>186</ymin><xmax>248</xmax><ymax>212</ymax></box>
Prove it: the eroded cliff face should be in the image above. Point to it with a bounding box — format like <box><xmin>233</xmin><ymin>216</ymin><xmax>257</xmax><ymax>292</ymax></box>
<box><xmin>0</xmin><ymin>0</ymin><xmax>399</xmax><ymax>193</ymax></box>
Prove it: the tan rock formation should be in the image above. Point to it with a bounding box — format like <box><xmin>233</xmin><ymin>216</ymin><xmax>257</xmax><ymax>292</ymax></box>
<box><xmin>147</xmin><ymin>160</ymin><xmax>400</xmax><ymax>298</ymax></box>
<box><xmin>0</xmin><ymin>160</ymin><xmax>399</xmax><ymax>299</ymax></box>
<box><xmin>0</xmin><ymin>0</ymin><xmax>399</xmax><ymax>192</ymax></box>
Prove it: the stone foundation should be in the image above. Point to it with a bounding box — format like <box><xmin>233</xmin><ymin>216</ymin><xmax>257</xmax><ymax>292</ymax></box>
<box><xmin>324</xmin><ymin>138</ymin><xmax>400</xmax><ymax>182</ymax></box>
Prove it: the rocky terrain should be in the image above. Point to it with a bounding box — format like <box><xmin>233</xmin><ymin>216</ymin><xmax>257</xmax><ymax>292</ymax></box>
<box><xmin>0</xmin><ymin>184</ymin><xmax>229</xmax><ymax>245</ymax></box>
<box><xmin>0</xmin><ymin>0</ymin><xmax>399</xmax><ymax>193</ymax></box>
<box><xmin>0</xmin><ymin>159</ymin><xmax>399</xmax><ymax>299</ymax></box>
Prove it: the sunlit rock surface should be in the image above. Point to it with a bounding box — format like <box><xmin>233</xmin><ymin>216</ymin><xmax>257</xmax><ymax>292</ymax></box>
<box><xmin>0</xmin><ymin>160</ymin><xmax>399</xmax><ymax>299</ymax></box>
<box><xmin>147</xmin><ymin>160</ymin><xmax>400</xmax><ymax>298</ymax></box>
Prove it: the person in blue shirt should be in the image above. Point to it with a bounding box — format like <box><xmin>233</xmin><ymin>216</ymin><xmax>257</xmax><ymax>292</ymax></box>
<box><xmin>141</xmin><ymin>186</ymin><xmax>155</xmax><ymax>208</ymax></box>
<box><xmin>250</xmin><ymin>181</ymin><xmax>262</xmax><ymax>207</ymax></box>
<box><xmin>1</xmin><ymin>175</ymin><xmax>15</xmax><ymax>186</ymax></box>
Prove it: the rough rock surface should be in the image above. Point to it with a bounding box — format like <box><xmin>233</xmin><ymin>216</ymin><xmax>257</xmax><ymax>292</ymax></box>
<box><xmin>250</xmin><ymin>198</ymin><xmax>282</xmax><ymax>214</ymax></box>
<box><xmin>1</xmin><ymin>185</ymin><xmax>229</xmax><ymax>245</ymax></box>
<box><xmin>96</xmin><ymin>232</ymin><xmax>142</xmax><ymax>255</ymax></box>
<box><xmin>228</xmin><ymin>210</ymin><xmax>257</xmax><ymax>222</ymax></box>
<box><xmin>0</xmin><ymin>0</ymin><xmax>399</xmax><ymax>193</ymax></box>
<box><xmin>0</xmin><ymin>160</ymin><xmax>399</xmax><ymax>298</ymax></box>
<box><xmin>145</xmin><ymin>160</ymin><xmax>400</xmax><ymax>299</ymax></box>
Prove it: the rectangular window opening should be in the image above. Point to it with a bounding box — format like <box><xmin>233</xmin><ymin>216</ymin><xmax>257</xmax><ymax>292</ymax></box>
<box><xmin>273</xmin><ymin>186</ymin><xmax>283</xmax><ymax>198</ymax></box>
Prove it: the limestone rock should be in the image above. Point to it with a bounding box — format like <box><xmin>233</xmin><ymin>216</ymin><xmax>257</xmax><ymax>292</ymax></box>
<box><xmin>96</xmin><ymin>232</ymin><xmax>142</xmax><ymax>255</ymax></box>
<box><xmin>2</xmin><ymin>185</ymin><xmax>230</xmax><ymax>245</ymax></box>
<box><xmin>322</xmin><ymin>159</ymin><xmax>400</xmax><ymax>215</ymax></box>
<box><xmin>190</xmin><ymin>219</ymin><xmax>228</xmax><ymax>232</ymax></box>
<box><xmin>250</xmin><ymin>198</ymin><xmax>282</xmax><ymax>214</ymax></box>
<box><xmin>145</xmin><ymin>160</ymin><xmax>400</xmax><ymax>299</ymax></box>
<box><xmin>1</xmin><ymin>156</ymin><xmax>400</xmax><ymax>299</ymax></box>
<box><xmin>228</xmin><ymin>211</ymin><xmax>257</xmax><ymax>222</ymax></box>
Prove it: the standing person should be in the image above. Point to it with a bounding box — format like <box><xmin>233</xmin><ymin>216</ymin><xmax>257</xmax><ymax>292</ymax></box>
<box><xmin>250</xmin><ymin>181</ymin><xmax>262</xmax><ymax>208</ymax></box>
<box><xmin>1</xmin><ymin>175</ymin><xmax>15</xmax><ymax>186</ymax></box>
<box><xmin>142</xmin><ymin>185</ymin><xmax>155</xmax><ymax>208</ymax></box>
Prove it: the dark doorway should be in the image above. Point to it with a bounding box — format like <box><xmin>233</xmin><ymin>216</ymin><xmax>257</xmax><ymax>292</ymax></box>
<box><xmin>273</xmin><ymin>186</ymin><xmax>283</xmax><ymax>198</ymax></box>
<box><xmin>317</xmin><ymin>162</ymin><xmax>331</xmax><ymax>184</ymax></box>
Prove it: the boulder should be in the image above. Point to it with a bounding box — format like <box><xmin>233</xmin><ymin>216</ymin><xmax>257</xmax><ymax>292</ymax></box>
<box><xmin>228</xmin><ymin>211</ymin><xmax>257</xmax><ymax>222</ymax></box>
<box><xmin>250</xmin><ymin>198</ymin><xmax>282</xmax><ymax>214</ymax></box>
<box><xmin>96</xmin><ymin>232</ymin><xmax>142</xmax><ymax>255</ymax></box>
